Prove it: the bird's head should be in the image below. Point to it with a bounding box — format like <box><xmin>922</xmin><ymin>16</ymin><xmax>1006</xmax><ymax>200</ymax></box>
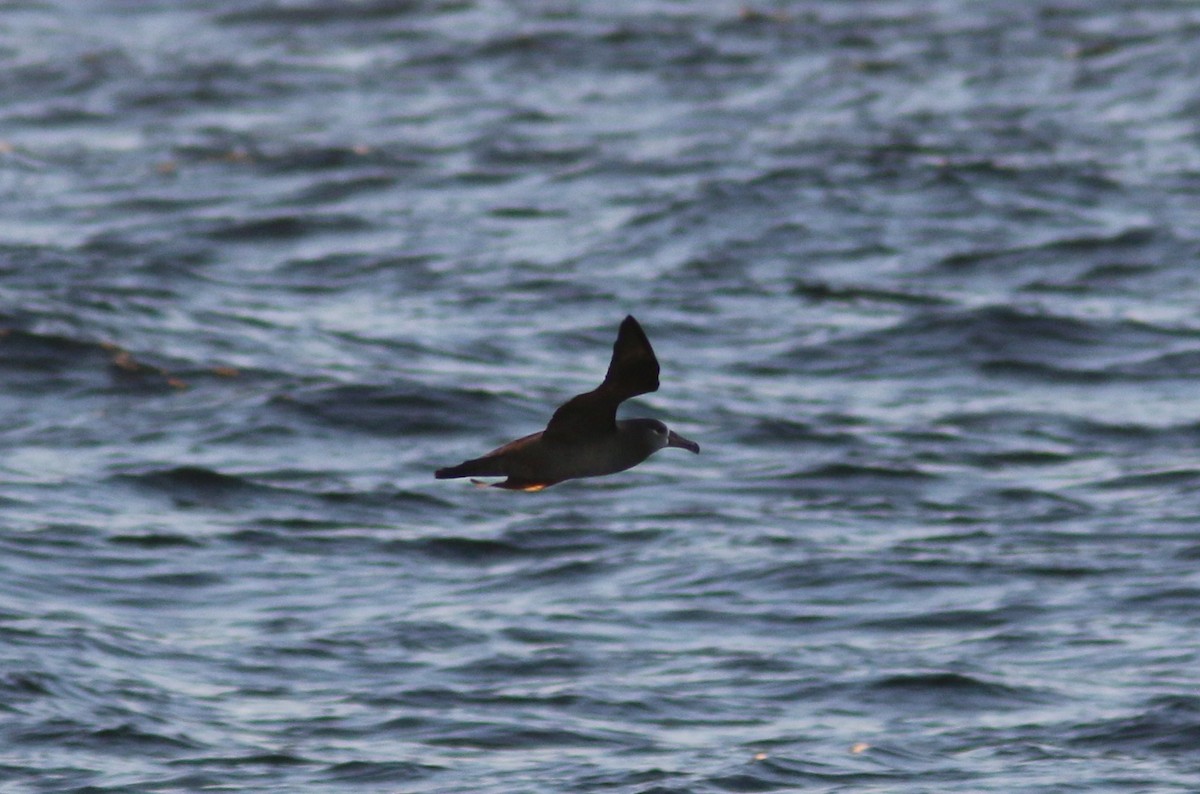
<box><xmin>627</xmin><ymin>418</ymin><xmax>700</xmax><ymax>455</ymax></box>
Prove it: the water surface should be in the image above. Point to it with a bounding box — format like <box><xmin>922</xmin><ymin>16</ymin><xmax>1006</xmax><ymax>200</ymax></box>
<box><xmin>4</xmin><ymin>1</ymin><xmax>1200</xmax><ymax>791</ymax></box>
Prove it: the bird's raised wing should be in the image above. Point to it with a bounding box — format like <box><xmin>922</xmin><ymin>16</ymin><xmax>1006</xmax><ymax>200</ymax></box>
<box><xmin>541</xmin><ymin>315</ymin><xmax>660</xmax><ymax>444</ymax></box>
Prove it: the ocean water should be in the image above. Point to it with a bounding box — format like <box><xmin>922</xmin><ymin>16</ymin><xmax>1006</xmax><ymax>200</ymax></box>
<box><xmin>4</xmin><ymin>1</ymin><xmax>1200</xmax><ymax>791</ymax></box>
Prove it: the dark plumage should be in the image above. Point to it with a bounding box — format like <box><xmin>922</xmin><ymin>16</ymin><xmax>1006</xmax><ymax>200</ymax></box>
<box><xmin>435</xmin><ymin>316</ymin><xmax>699</xmax><ymax>491</ymax></box>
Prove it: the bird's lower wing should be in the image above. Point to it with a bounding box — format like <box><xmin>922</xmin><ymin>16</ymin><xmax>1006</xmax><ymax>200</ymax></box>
<box><xmin>473</xmin><ymin>478</ymin><xmax>556</xmax><ymax>491</ymax></box>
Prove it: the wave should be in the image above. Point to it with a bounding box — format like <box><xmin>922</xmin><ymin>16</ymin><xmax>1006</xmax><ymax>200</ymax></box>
<box><xmin>793</xmin><ymin>279</ymin><xmax>951</xmax><ymax>307</ymax></box>
<box><xmin>270</xmin><ymin>381</ymin><xmax>507</xmax><ymax>436</ymax></box>
<box><xmin>199</xmin><ymin>213</ymin><xmax>372</xmax><ymax>242</ymax></box>
<box><xmin>760</xmin><ymin>304</ymin><xmax>1199</xmax><ymax>379</ymax></box>
<box><xmin>1069</xmin><ymin>695</ymin><xmax>1200</xmax><ymax>754</ymax></box>
<box><xmin>320</xmin><ymin>760</ymin><xmax>437</xmax><ymax>785</ymax></box>
<box><xmin>0</xmin><ymin>328</ymin><xmax>189</xmax><ymax>394</ymax></box>
<box><xmin>1089</xmin><ymin>468</ymin><xmax>1200</xmax><ymax>491</ymax></box>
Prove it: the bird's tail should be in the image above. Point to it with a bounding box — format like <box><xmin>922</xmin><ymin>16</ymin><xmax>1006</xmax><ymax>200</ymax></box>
<box><xmin>434</xmin><ymin>455</ymin><xmax>507</xmax><ymax>480</ymax></box>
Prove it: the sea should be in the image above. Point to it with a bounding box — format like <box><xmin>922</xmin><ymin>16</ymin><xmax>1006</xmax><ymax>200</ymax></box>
<box><xmin>4</xmin><ymin>1</ymin><xmax>1200</xmax><ymax>791</ymax></box>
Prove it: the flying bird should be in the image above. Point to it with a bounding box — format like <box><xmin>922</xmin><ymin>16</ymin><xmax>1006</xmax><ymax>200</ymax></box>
<box><xmin>435</xmin><ymin>316</ymin><xmax>699</xmax><ymax>491</ymax></box>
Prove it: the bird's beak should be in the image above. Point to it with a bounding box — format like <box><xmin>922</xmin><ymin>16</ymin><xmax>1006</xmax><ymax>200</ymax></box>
<box><xmin>667</xmin><ymin>430</ymin><xmax>700</xmax><ymax>454</ymax></box>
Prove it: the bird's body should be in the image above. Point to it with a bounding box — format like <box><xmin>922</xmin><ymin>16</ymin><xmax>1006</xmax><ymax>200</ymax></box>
<box><xmin>435</xmin><ymin>316</ymin><xmax>698</xmax><ymax>491</ymax></box>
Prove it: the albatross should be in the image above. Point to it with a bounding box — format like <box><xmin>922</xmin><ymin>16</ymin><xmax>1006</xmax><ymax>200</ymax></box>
<box><xmin>435</xmin><ymin>315</ymin><xmax>699</xmax><ymax>491</ymax></box>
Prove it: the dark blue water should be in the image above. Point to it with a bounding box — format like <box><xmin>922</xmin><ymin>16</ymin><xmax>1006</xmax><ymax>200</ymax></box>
<box><xmin>5</xmin><ymin>1</ymin><xmax>1200</xmax><ymax>791</ymax></box>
